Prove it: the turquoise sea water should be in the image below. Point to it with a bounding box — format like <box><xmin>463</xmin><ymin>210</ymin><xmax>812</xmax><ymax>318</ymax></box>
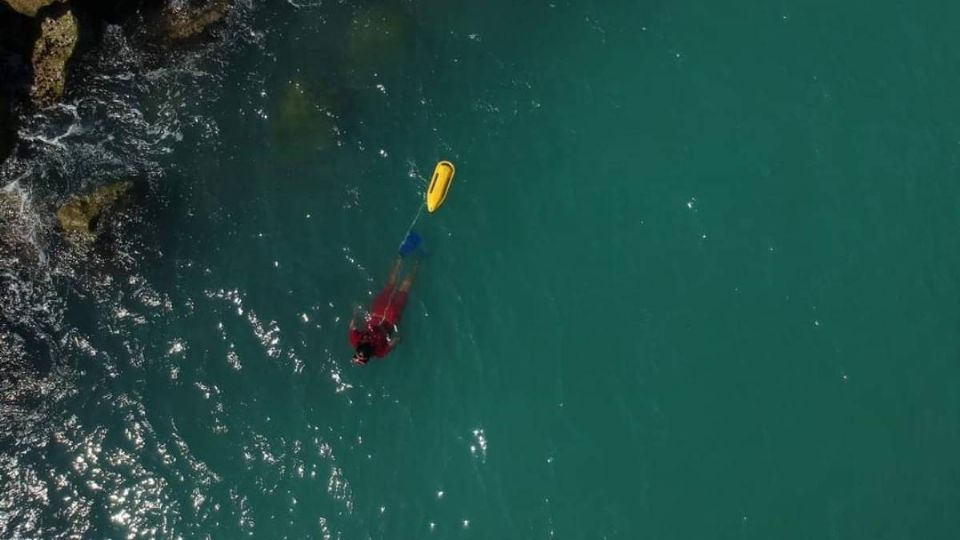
<box><xmin>3</xmin><ymin>0</ymin><xmax>960</xmax><ymax>538</ymax></box>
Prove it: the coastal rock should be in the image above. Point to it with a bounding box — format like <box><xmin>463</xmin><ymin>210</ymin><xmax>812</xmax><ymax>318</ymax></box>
<box><xmin>56</xmin><ymin>180</ymin><xmax>133</xmax><ymax>239</ymax></box>
<box><xmin>162</xmin><ymin>0</ymin><xmax>230</xmax><ymax>41</ymax></box>
<box><xmin>30</xmin><ymin>6</ymin><xmax>78</xmax><ymax>106</ymax></box>
<box><xmin>1</xmin><ymin>0</ymin><xmax>65</xmax><ymax>17</ymax></box>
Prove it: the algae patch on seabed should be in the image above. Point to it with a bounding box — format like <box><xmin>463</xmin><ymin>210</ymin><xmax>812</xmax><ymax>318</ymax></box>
<box><xmin>270</xmin><ymin>80</ymin><xmax>338</xmax><ymax>162</ymax></box>
<box><xmin>343</xmin><ymin>3</ymin><xmax>412</xmax><ymax>80</ymax></box>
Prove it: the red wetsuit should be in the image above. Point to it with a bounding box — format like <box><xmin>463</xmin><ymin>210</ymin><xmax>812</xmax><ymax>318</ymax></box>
<box><xmin>349</xmin><ymin>285</ymin><xmax>409</xmax><ymax>358</ymax></box>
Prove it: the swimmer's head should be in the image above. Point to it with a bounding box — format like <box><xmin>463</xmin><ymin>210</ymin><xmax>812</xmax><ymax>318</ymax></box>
<box><xmin>353</xmin><ymin>342</ymin><xmax>373</xmax><ymax>364</ymax></box>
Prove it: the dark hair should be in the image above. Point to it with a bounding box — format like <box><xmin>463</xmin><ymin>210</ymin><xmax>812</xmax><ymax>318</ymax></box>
<box><xmin>355</xmin><ymin>342</ymin><xmax>374</xmax><ymax>362</ymax></box>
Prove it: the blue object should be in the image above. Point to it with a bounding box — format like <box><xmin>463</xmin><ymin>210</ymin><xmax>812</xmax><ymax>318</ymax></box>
<box><xmin>398</xmin><ymin>231</ymin><xmax>422</xmax><ymax>256</ymax></box>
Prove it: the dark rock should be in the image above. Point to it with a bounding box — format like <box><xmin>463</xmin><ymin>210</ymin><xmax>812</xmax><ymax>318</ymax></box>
<box><xmin>56</xmin><ymin>180</ymin><xmax>133</xmax><ymax>239</ymax></box>
<box><xmin>71</xmin><ymin>0</ymin><xmax>149</xmax><ymax>24</ymax></box>
<box><xmin>0</xmin><ymin>3</ymin><xmax>37</xmax><ymax>56</ymax></box>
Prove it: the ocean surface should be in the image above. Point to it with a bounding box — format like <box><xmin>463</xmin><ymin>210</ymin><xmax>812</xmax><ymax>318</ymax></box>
<box><xmin>2</xmin><ymin>0</ymin><xmax>960</xmax><ymax>538</ymax></box>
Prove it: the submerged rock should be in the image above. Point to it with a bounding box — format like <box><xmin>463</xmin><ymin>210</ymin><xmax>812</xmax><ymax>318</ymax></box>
<box><xmin>271</xmin><ymin>80</ymin><xmax>337</xmax><ymax>161</ymax></box>
<box><xmin>56</xmin><ymin>180</ymin><xmax>133</xmax><ymax>239</ymax></box>
<box><xmin>162</xmin><ymin>0</ymin><xmax>230</xmax><ymax>41</ymax></box>
<box><xmin>30</xmin><ymin>6</ymin><xmax>78</xmax><ymax>106</ymax></box>
<box><xmin>1</xmin><ymin>0</ymin><xmax>65</xmax><ymax>17</ymax></box>
<box><xmin>345</xmin><ymin>4</ymin><xmax>411</xmax><ymax>75</ymax></box>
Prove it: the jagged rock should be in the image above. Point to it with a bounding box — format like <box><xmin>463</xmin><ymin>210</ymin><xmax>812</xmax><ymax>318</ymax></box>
<box><xmin>30</xmin><ymin>6</ymin><xmax>78</xmax><ymax>106</ymax></box>
<box><xmin>56</xmin><ymin>180</ymin><xmax>132</xmax><ymax>239</ymax></box>
<box><xmin>1</xmin><ymin>0</ymin><xmax>65</xmax><ymax>17</ymax></box>
<box><xmin>162</xmin><ymin>0</ymin><xmax>230</xmax><ymax>41</ymax></box>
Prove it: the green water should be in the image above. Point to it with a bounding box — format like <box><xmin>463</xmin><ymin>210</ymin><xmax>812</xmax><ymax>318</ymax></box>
<box><xmin>5</xmin><ymin>0</ymin><xmax>960</xmax><ymax>537</ymax></box>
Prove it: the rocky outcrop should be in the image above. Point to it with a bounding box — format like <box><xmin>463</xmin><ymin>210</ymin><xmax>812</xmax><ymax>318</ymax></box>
<box><xmin>30</xmin><ymin>6</ymin><xmax>78</xmax><ymax>106</ymax></box>
<box><xmin>162</xmin><ymin>0</ymin><xmax>229</xmax><ymax>41</ymax></box>
<box><xmin>1</xmin><ymin>0</ymin><xmax>65</xmax><ymax>17</ymax></box>
<box><xmin>56</xmin><ymin>180</ymin><xmax>132</xmax><ymax>239</ymax></box>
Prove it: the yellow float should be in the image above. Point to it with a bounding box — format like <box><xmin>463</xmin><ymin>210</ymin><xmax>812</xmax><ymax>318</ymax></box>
<box><xmin>426</xmin><ymin>161</ymin><xmax>455</xmax><ymax>213</ymax></box>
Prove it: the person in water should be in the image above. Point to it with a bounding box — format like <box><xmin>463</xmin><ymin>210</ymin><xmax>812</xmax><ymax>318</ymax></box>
<box><xmin>350</xmin><ymin>257</ymin><xmax>418</xmax><ymax>364</ymax></box>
